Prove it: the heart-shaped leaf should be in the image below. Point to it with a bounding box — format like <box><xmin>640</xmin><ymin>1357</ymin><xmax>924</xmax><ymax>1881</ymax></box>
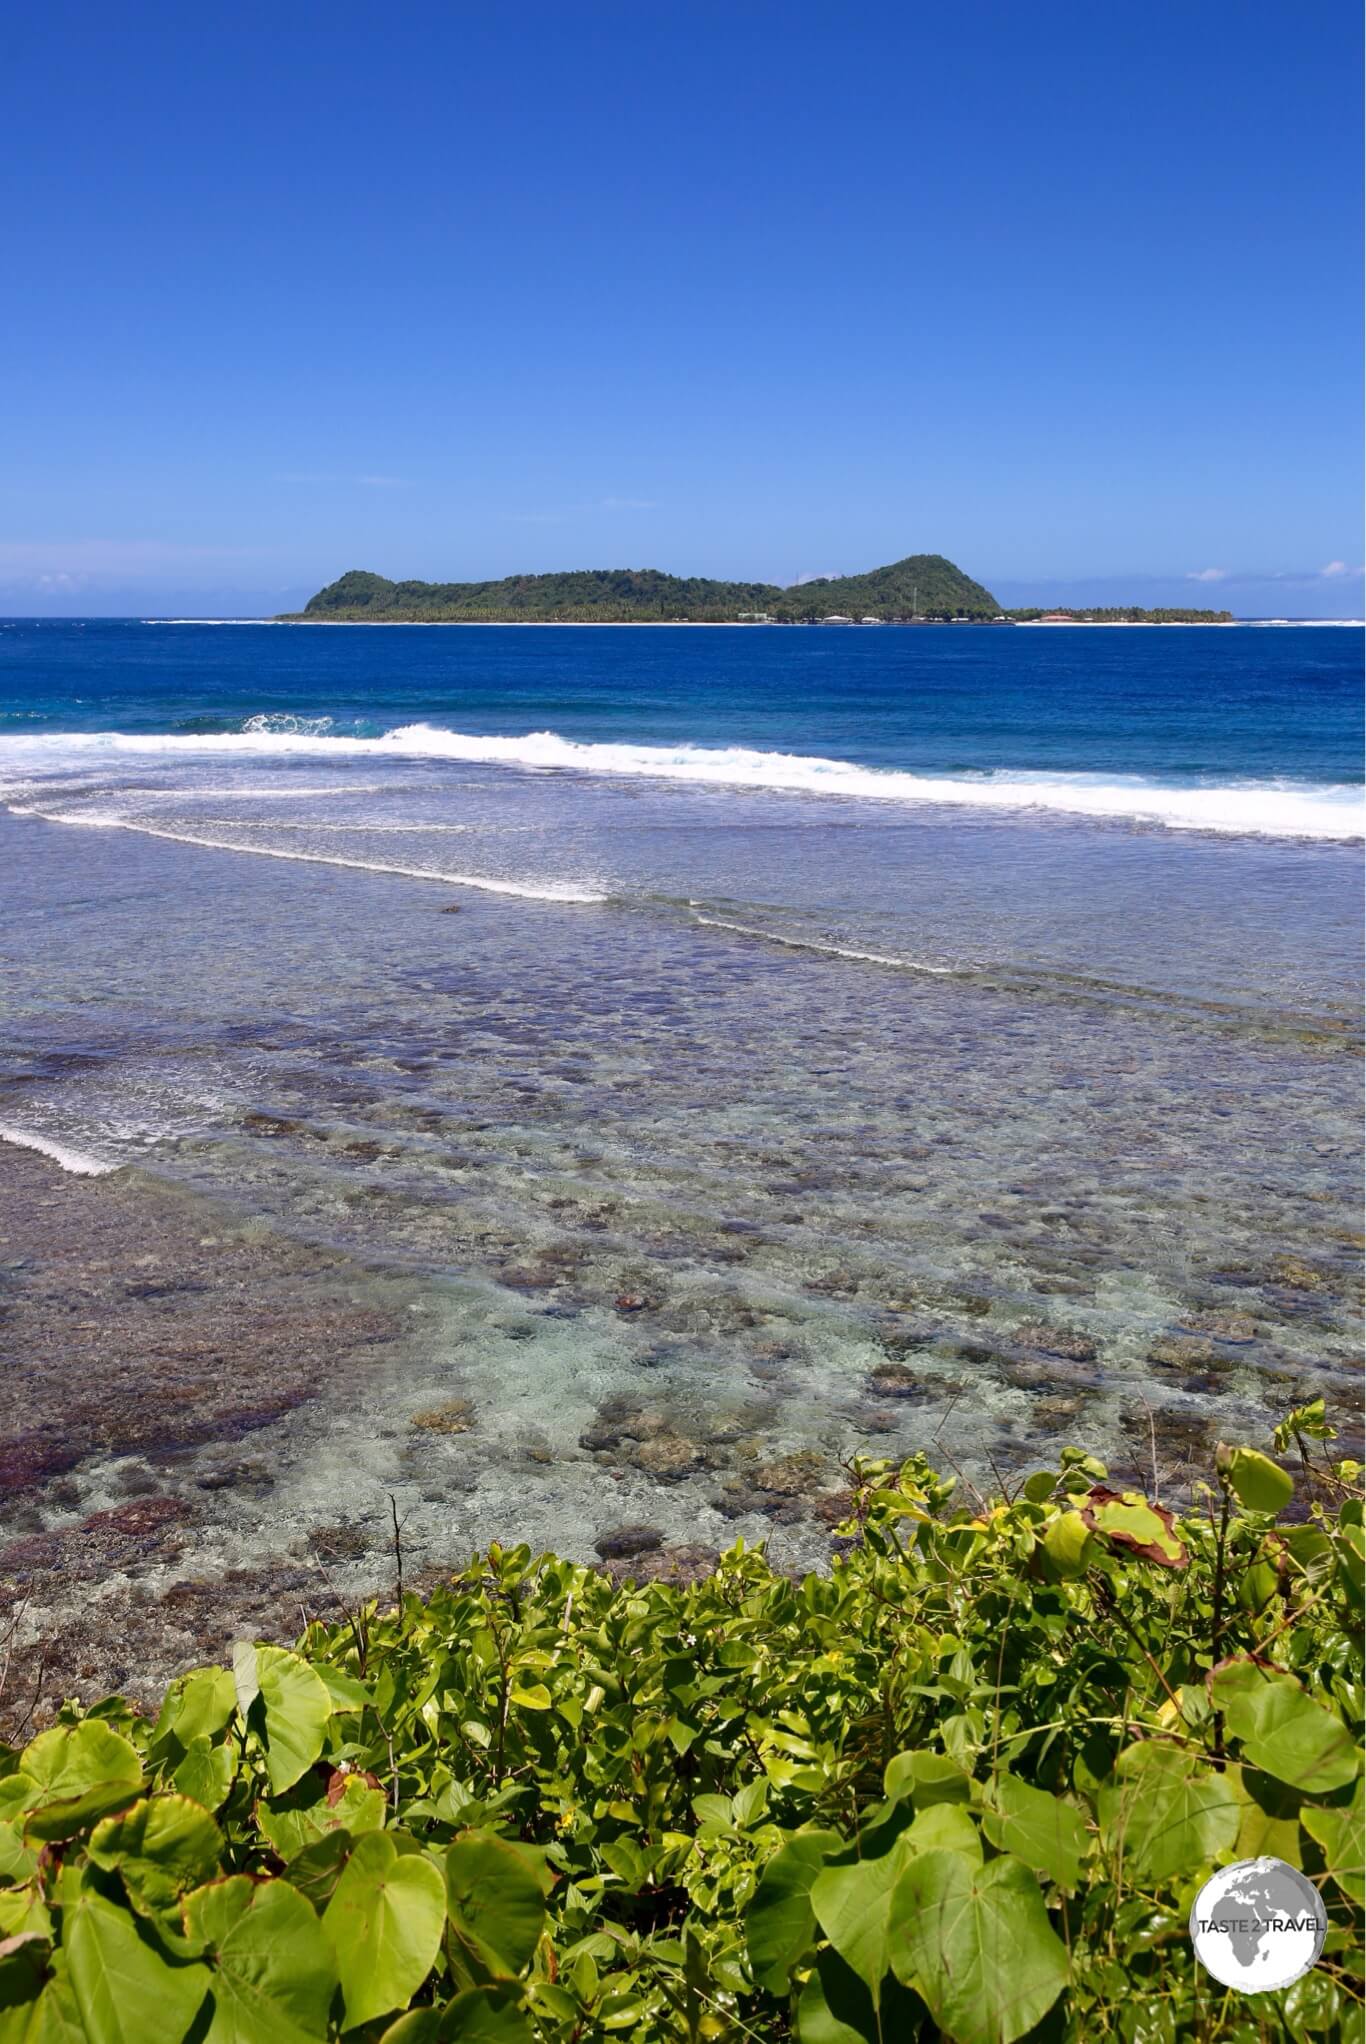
<box><xmin>744</xmin><ymin>1828</ymin><xmax>839</xmax><ymax>1995</ymax></box>
<box><xmin>1212</xmin><ymin>1660</ymin><xmax>1360</xmax><ymax>1793</ymax></box>
<box><xmin>323</xmin><ymin>1830</ymin><xmax>445</xmax><ymax>2029</ymax></box>
<box><xmin>883</xmin><ymin>1750</ymin><xmax>971</xmax><ymax>1808</ymax></box>
<box><xmin>89</xmin><ymin>1796</ymin><xmax>223</xmax><ymax>1917</ymax></box>
<box><xmin>0</xmin><ymin>1817</ymin><xmax>39</xmax><ymax>1886</ymax></box>
<box><xmin>283</xmin><ymin>1829</ymin><xmax>354</xmax><ymax>1916</ymax></box>
<box><xmin>1041</xmin><ymin>1510</ymin><xmax>1094</xmax><ymax>1579</ymax></box>
<box><xmin>1098</xmin><ymin>1743</ymin><xmax>1241</xmax><ymax>1881</ymax></box>
<box><xmin>810</xmin><ymin>1840</ymin><xmax>913</xmax><ymax>2000</ymax></box>
<box><xmin>172</xmin><ymin>1737</ymin><xmax>236</xmax><ymax>1813</ymax></box>
<box><xmin>154</xmin><ymin>1668</ymin><xmax>237</xmax><ymax>1755</ymax></box>
<box><xmin>1081</xmin><ymin>1488</ymin><xmax>1186</xmax><ymax>1567</ymax></box>
<box><xmin>445</xmin><ymin>1834</ymin><xmax>546</xmax><ymax>1977</ymax></box>
<box><xmin>982</xmin><ymin>1774</ymin><xmax>1089</xmax><ymax>1892</ymax></box>
<box><xmin>18</xmin><ymin>1725</ymin><xmax>143</xmax><ymax>1842</ymax></box>
<box><xmin>1218</xmin><ymin>1445</ymin><xmax>1293</xmax><ymax>1515</ymax></box>
<box><xmin>257</xmin><ymin>1776</ymin><xmax>386</xmax><ymax>1861</ymax></box>
<box><xmin>9</xmin><ymin>1968</ymin><xmax>87</xmax><ymax>2041</ymax></box>
<box><xmin>64</xmin><ymin>1886</ymin><xmax>210</xmax><ymax>2044</ymax></box>
<box><xmin>1302</xmin><ymin>1776</ymin><xmax>1365</xmax><ymax>1902</ymax></box>
<box><xmin>435</xmin><ymin>1985</ymin><xmax>538</xmax><ymax>2038</ymax></box>
<box><xmin>888</xmin><ymin>1850</ymin><xmax>1068</xmax><ymax>2044</ymax></box>
<box><xmin>906</xmin><ymin>1803</ymin><xmax>982</xmax><ymax>1861</ymax></box>
<box><xmin>185</xmin><ymin>1873</ymin><xmax>337</xmax><ymax>2042</ymax></box>
<box><xmin>249</xmin><ymin>1648</ymin><xmax>332</xmax><ymax>1795</ymax></box>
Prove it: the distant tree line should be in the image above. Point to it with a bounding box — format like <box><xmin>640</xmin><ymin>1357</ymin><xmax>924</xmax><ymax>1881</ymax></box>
<box><xmin>1005</xmin><ymin>606</ymin><xmax>1236</xmax><ymax>624</ymax></box>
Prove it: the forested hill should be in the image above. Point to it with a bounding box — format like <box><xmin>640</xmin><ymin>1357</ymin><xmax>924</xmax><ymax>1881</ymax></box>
<box><xmin>290</xmin><ymin>553</ymin><xmax>1000</xmax><ymax>622</ymax></box>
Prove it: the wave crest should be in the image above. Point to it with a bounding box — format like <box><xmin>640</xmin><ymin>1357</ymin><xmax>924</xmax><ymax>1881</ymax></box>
<box><xmin>0</xmin><ymin>723</ymin><xmax>1360</xmax><ymax>840</ymax></box>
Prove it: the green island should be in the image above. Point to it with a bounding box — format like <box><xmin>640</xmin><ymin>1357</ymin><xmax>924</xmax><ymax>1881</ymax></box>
<box><xmin>286</xmin><ymin>554</ymin><xmax>999</xmax><ymax>623</ymax></box>
<box><xmin>285</xmin><ymin>561</ymin><xmax>1234</xmax><ymax>625</ymax></box>
<box><xmin>2</xmin><ymin>1402</ymin><xmax>1360</xmax><ymax>2042</ymax></box>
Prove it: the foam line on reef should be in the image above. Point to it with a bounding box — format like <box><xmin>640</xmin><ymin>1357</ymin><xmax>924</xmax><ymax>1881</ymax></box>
<box><xmin>0</xmin><ymin>1123</ymin><xmax>117</xmax><ymax>1176</ymax></box>
<box><xmin>10</xmin><ymin>807</ymin><xmax>606</xmax><ymax>903</ymax></box>
<box><xmin>0</xmin><ymin>725</ymin><xmax>1361</xmax><ymax>839</ymax></box>
<box><xmin>692</xmin><ymin>913</ymin><xmax>955</xmax><ymax>974</ymax></box>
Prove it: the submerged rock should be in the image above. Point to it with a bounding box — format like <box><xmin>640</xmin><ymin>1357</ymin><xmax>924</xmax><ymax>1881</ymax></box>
<box><xmin>308</xmin><ymin>1523</ymin><xmax>372</xmax><ymax>1563</ymax></box>
<box><xmin>0</xmin><ymin>1432</ymin><xmax>81</xmax><ymax>1496</ymax></box>
<box><xmin>240</xmin><ymin>1112</ymin><xmax>306</xmax><ymax>1138</ymax></box>
<box><xmin>1266</xmin><ymin>1254</ymin><xmax>1333</xmax><ymax>1293</ymax></box>
<box><xmin>1031</xmin><ymin>1391</ymin><xmax>1089</xmax><ymax>1427</ymax></box>
<box><xmin>195</xmin><ymin>1459</ymin><xmax>274</xmax><ymax>1494</ymax></box>
<box><xmin>866</xmin><ymin>1362</ymin><xmax>926</xmax><ymax>1400</ymax></box>
<box><xmin>712</xmin><ymin>1481</ymin><xmax>804</xmax><ymax>1524</ymax></box>
<box><xmin>846</xmin><ymin>1407</ymin><xmax>900</xmax><ymax>1435</ymax></box>
<box><xmin>813</xmin><ymin>1488</ymin><xmax>856</xmax><ymax>1527</ymax></box>
<box><xmin>81</xmin><ymin>1495</ymin><xmax>189</xmax><ymax>1540</ymax></box>
<box><xmin>1178</xmin><ymin>1309</ymin><xmax>1258</xmax><ymax>1343</ymax></box>
<box><xmin>1122</xmin><ymin>1403</ymin><xmax>1218</xmax><ymax>1465</ymax></box>
<box><xmin>753</xmin><ymin>1449</ymin><xmax>830</xmax><ymax>1495</ymax></box>
<box><xmin>1015</xmin><ymin>1321</ymin><xmax>1098</xmax><ymax>1363</ymax></box>
<box><xmin>410</xmin><ymin>1398</ymin><xmax>476</xmax><ymax>1435</ymax></box>
<box><xmin>1148</xmin><ymin>1335</ymin><xmax>1219</xmax><ymax>1369</ymax></box>
<box><xmin>602</xmin><ymin>1542</ymin><xmax>717</xmax><ymax>1587</ymax></box>
<box><xmin>594</xmin><ymin>1524</ymin><xmax>664</xmax><ymax>1561</ymax></box>
<box><xmin>631</xmin><ymin>1433</ymin><xmax>704</xmax><ymax>1480</ymax></box>
<box><xmin>952</xmin><ymin>1292</ymin><xmax>994</xmax><ymax>1318</ymax></box>
<box><xmin>877</xmin><ymin>1324</ymin><xmax>936</xmax><ymax>1360</ymax></box>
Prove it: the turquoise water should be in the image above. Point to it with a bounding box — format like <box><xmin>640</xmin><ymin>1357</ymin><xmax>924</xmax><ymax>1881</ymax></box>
<box><xmin>0</xmin><ymin>621</ymin><xmax>1360</xmax><ymax>1574</ymax></box>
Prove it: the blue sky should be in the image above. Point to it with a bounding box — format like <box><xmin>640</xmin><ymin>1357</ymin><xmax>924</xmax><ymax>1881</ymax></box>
<box><xmin>3</xmin><ymin>0</ymin><xmax>1361</xmax><ymax>616</ymax></box>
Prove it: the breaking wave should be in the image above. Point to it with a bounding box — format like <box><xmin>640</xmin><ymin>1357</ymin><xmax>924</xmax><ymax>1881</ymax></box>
<box><xmin>0</xmin><ymin>723</ymin><xmax>1360</xmax><ymax>839</ymax></box>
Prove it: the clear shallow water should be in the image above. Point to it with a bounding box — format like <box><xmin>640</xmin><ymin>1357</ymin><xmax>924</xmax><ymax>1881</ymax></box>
<box><xmin>0</xmin><ymin>621</ymin><xmax>1361</xmax><ymax>1571</ymax></box>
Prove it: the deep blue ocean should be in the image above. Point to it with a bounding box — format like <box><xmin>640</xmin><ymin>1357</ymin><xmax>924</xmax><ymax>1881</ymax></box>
<box><xmin>1</xmin><ymin>616</ymin><xmax>1361</xmax><ymax>794</ymax></box>
<box><xmin>0</xmin><ymin>619</ymin><xmax>1360</xmax><ymax>1570</ymax></box>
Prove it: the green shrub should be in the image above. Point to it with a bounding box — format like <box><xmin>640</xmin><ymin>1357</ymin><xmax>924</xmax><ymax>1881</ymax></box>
<box><xmin>1</xmin><ymin>1402</ymin><xmax>1360</xmax><ymax>2041</ymax></box>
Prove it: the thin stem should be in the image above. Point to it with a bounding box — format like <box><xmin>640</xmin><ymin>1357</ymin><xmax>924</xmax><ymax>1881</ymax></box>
<box><xmin>1210</xmin><ymin>1482</ymin><xmax>1232</xmax><ymax>1760</ymax></box>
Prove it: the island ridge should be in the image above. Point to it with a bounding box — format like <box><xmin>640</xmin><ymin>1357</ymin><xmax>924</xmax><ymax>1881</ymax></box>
<box><xmin>287</xmin><ymin>555</ymin><xmax>1235</xmax><ymax>625</ymax></box>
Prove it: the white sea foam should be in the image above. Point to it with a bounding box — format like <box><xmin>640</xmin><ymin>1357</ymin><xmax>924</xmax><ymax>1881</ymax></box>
<box><xmin>12</xmin><ymin>805</ymin><xmax>605</xmax><ymax>903</ymax></box>
<box><xmin>181</xmin><ymin>820</ymin><xmax>474</xmax><ymax>833</ymax></box>
<box><xmin>0</xmin><ymin>1122</ymin><xmax>117</xmax><ymax>1176</ymax></box>
<box><xmin>122</xmin><ymin>782</ymin><xmax>391</xmax><ymax>800</ymax></box>
<box><xmin>0</xmin><ymin>726</ymin><xmax>1360</xmax><ymax>839</ymax></box>
<box><xmin>692</xmin><ymin>914</ymin><xmax>954</xmax><ymax>973</ymax></box>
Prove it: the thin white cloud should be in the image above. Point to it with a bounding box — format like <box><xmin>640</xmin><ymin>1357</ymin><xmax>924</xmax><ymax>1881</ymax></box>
<box><xmin>1183</xmin><ymin>562</ymin><xmax>1365</xmax><ymax>587</ymax></box>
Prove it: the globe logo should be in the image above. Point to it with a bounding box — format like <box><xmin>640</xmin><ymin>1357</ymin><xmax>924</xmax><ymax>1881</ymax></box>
<box><xmin>1189</xmin><ymin>1858</ymin><xmax>1328</xmax><ymax>1992</ymax></box>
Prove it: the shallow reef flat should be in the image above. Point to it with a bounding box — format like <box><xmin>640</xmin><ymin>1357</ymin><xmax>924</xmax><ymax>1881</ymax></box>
<box><xmin>1</xmin><ymin>623</ymin><xmax>1361</xmax><ymax>1730</ymax></box>
<box><xmin>3</xmin><ymin>1069</ymin><xmax>1361</xmax><ymax>1735</ymax></box>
